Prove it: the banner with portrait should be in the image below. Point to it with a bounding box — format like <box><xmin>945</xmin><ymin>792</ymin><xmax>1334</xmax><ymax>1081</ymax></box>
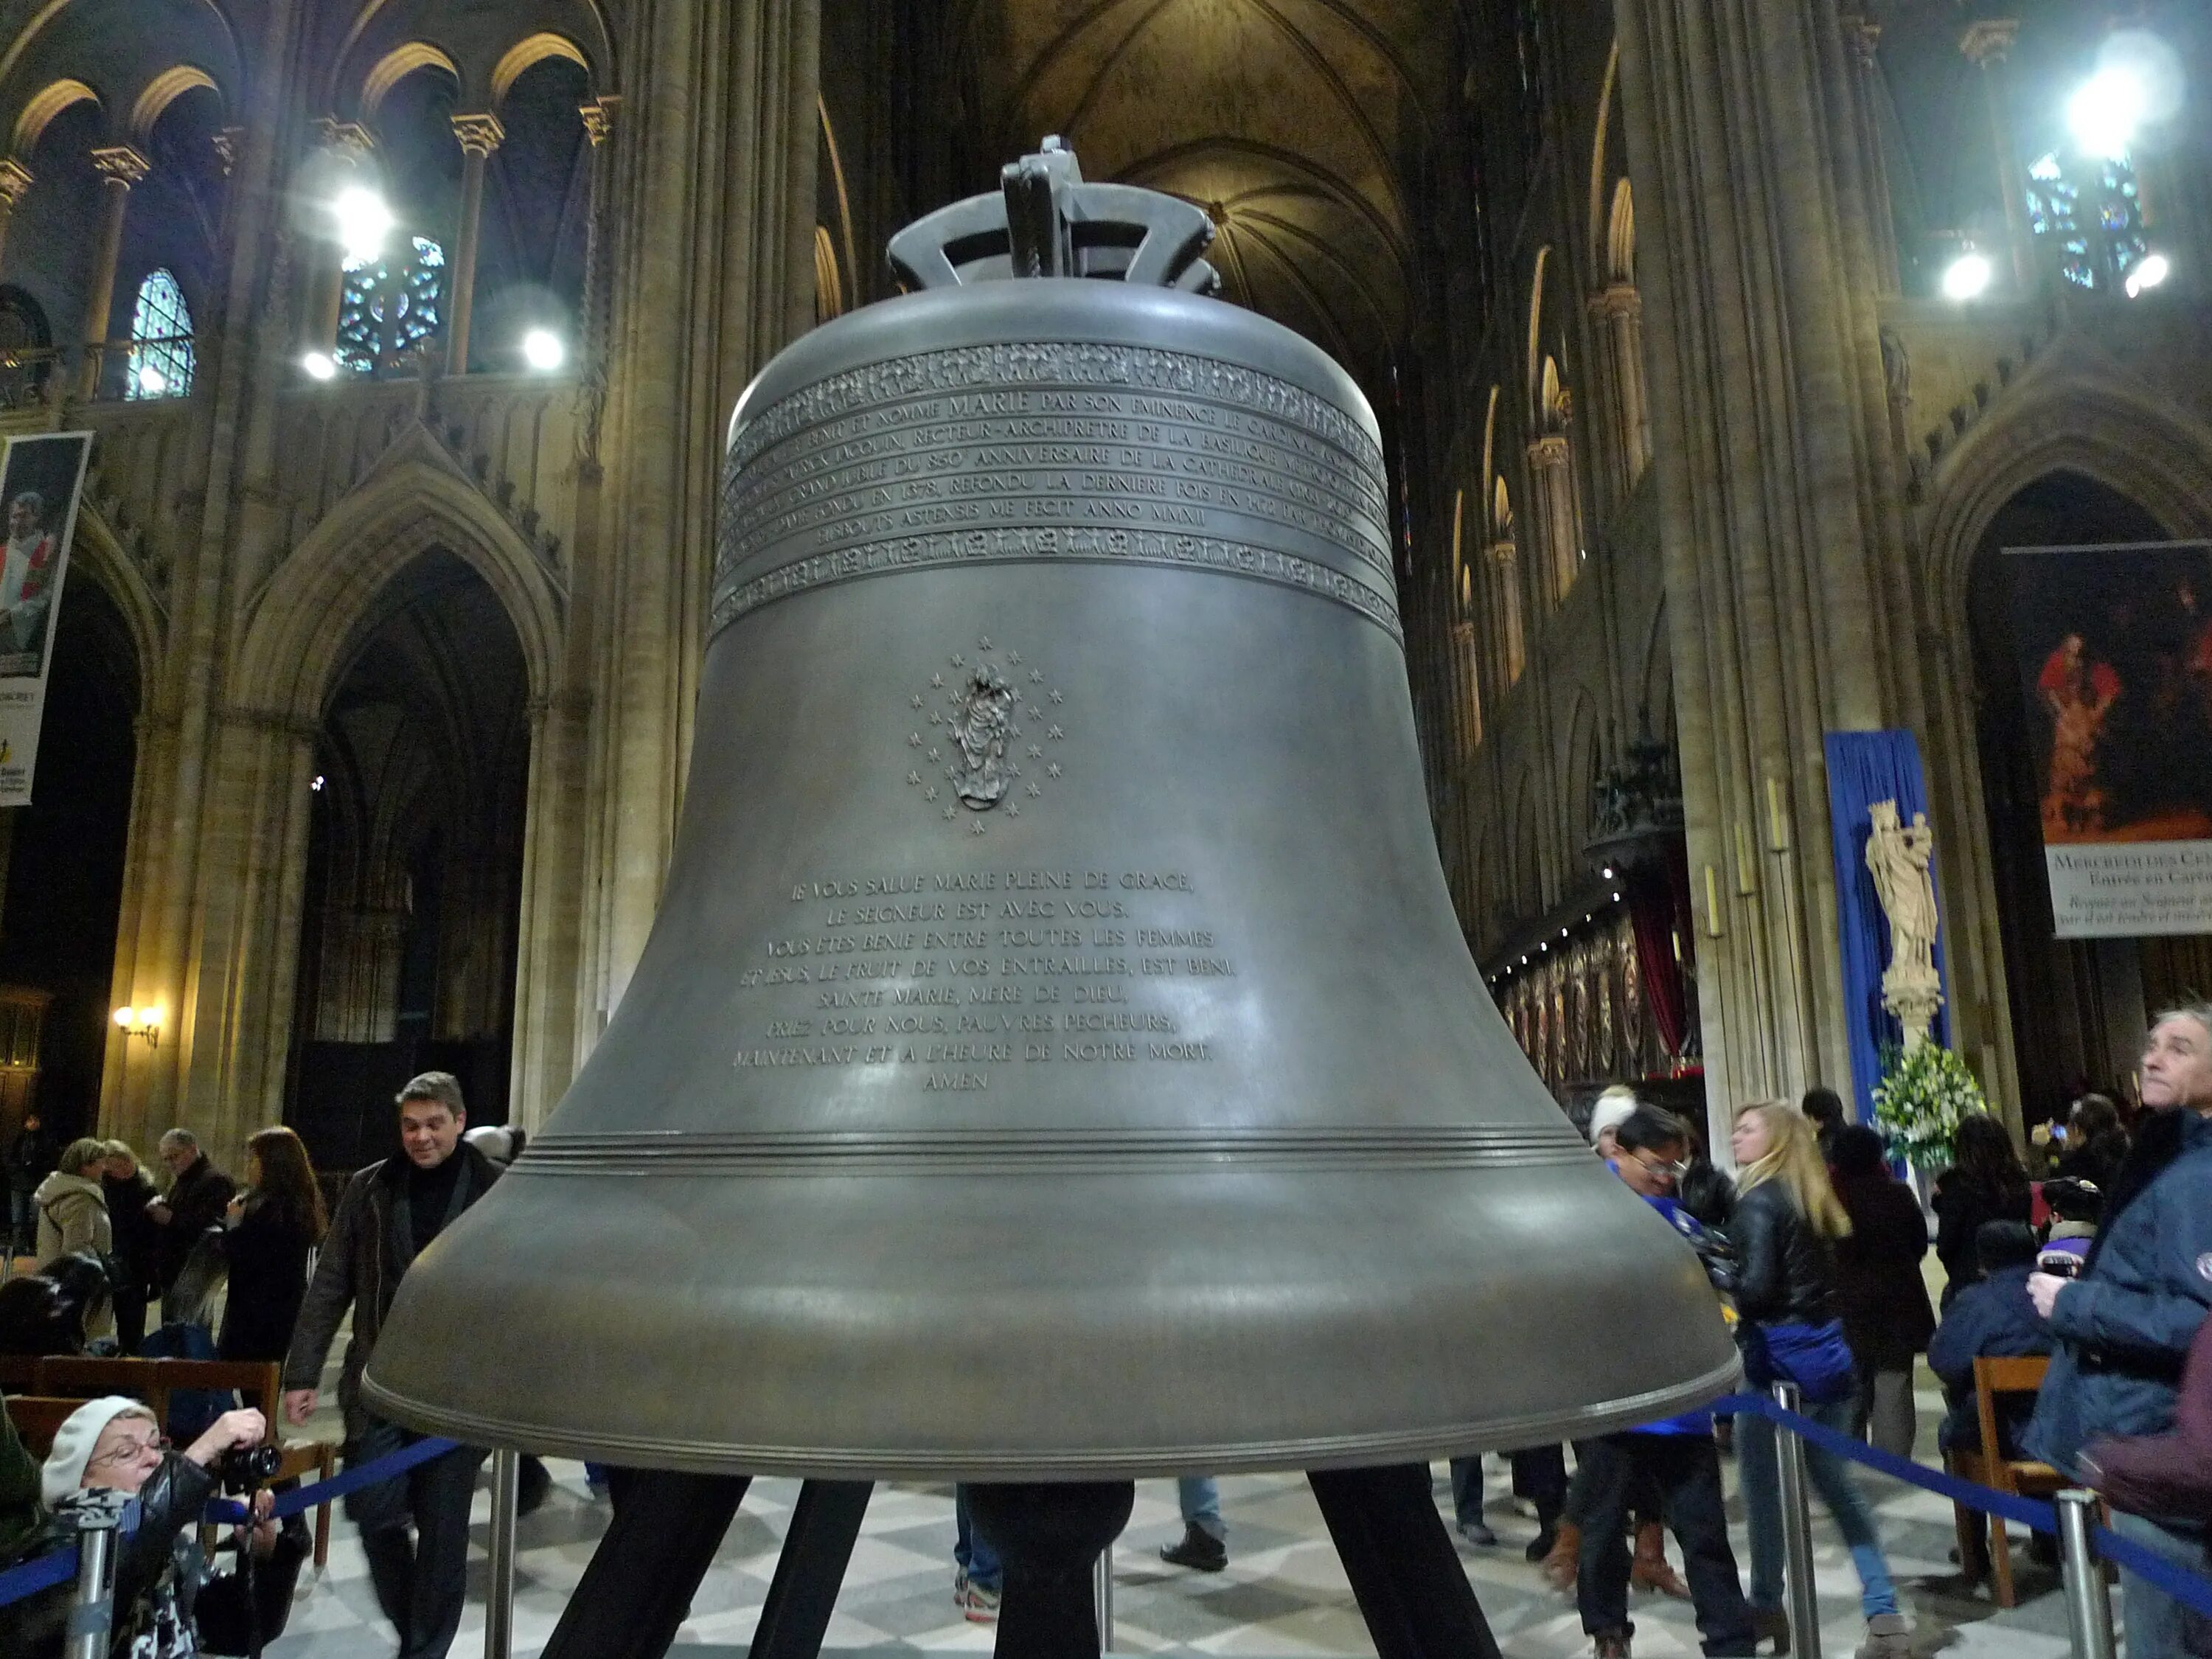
<box><xmin>0</xmin><ymin>431</ymin><xmax>92</xmax><ymax>807</ymax></box>
<box><xmin>2006</xmin><ymin>539</ymin><xmax>2212</xmax><ymax>938</ymax></box>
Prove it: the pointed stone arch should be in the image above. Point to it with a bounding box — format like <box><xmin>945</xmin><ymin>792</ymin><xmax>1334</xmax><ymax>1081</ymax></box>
<box><xmin>232</xmin><ymin>448</ymin><xmax>563</xmax><ymax>724</ymax></box>
<box><xmin>1562</xmin><ymin>689</ymin><xmax>1600</xmax><ymax>848</ymax></box>
<box><xmin>66</xmin><ymin>501</ymin><xmax>164</xmax><ymax>696</ymax></box>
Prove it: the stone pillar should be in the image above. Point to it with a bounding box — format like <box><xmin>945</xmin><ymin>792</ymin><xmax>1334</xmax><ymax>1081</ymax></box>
<box><xmin>1590</xmin><ymin>285</ymin><xmax>1649</xmax><ymax>488</ymax></box>
<box><xmin>211</xmin><ymin>128</ymin><xmax>243</xmax><ymax>247</ymax></box>
<box><xmin>81</xmin><ymin>145</ymin><xmax>149</xmax><ymax>398</ymax></box>
<box><xmin>1486</xmin><ymin>538</ymin><xmax>1524</xmax><ymax>686</ymax></box>
<box><xmin>308</xmin><ymin>119</ymin><xmax>374</xmax><ymax>353</ymax></box>
<box><xmin>1841</xmin><ymin>17</ymin><xmax>1900</xmax><ymax>294</ymax></box>
<box><xmin>590</xmin><ymin>0</ymin><xmax>821</xmax><ymax>1027</ymax></box>
<box><xmin>1960</xmin><ymin>19</ymin><xmax>2035</xmax><ymax>293</ymax></box>
<box><xmin>445</xmin><ymin>113</ymin><xmax>505</xmax><ymax>375</ymax></box>
<box><xmin>1526</xmin><ymin>434</ymin><xmax>1581</xmax><ymax>605</ymax></box>
<box><xmin>0</xmin><ymin>160</ymin><xmax>32</xmax><ymax>271</ymax></box>
<box><xmin>574</xmin><ymin>98</ymin><xmax>619</xmax><ymax>462</ymax></box>
<box><xmin>1613</xmin><ymin>0</ymin><xmax>1924</xmax><ymax>1121</ymax></box>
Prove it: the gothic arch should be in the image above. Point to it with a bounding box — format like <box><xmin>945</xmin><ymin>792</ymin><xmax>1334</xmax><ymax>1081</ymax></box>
<box><xmin>360</xmin><ymin>41</ymin><xmax>459</xmax><ymax>119</ymax></box>
<box><xmin>128</xmin><ymin>64</ymin><xmax>218</xmax><ymax>142</ymax></box>
<box><xmin>1562</xmin><ymin>690</ymin><xmax>1599</xmax><ymax>844</ymax></box>
<box><xmin>10</xmin><ymin>76</ymin><xmax>94</xmax><ymax>156</ymax></box>
<box><xmin>1606</xmin><ymin>178</ymin><xmax>1635</xmax><ymax>285</ymax></box>
<box><xmin>1525</xmin><ymin>245</ymin><xmax>1550</xmax><ymax>428</ymax></box>
<box><xmin>1585</xmin><ymin>38</ymin><xmax>1618</xmax><ymax>273</ymax></box>
<box><xmin>232</xmin><ymin>455</ymin><xmax>563</xmax><ymax>725</ymax></box>
<box><xmin>67</xmin><ymin>501</ymin><xmax>164</xmax><ymax>693</ymax></box>
<box><xmin>1920</xmin><ymin>363</ymin><xmax>2212</xmax><ymax>643</ymax></box>
<box><xmin>490</xmin><ymin>32</ymin><xmax>590</xmax><ymax>105</ymax></box>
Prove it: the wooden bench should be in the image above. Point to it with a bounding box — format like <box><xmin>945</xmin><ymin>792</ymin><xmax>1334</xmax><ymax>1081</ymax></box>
<box><xmin>0</xmin><ymin>1355</ymin><xmax>336</xmax><ymax>1566</ymax></box>
<box><xmin>1946</xmin><ymin>1354</ymin><xmax>2067</xmax><ymax>1607</ymax></box>
<box><xmin>4</xmin><ymin>1392</ymin><xmax>83</xmax><ymax>1456</ymax></box>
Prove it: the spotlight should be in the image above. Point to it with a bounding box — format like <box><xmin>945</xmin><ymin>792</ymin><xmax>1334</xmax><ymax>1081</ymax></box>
<box><xmin>2068</xmin><ymin>66</ymin><xmax>2149</xmax><ymax>161</ymax></box>
<box><xmin>1601</xmin><ymin>866</ymin><xmax>1615</xmax><ymax>880</ymax></box>
<box><xmin>310</xmin><ymin>774</ymin><xmax>326</xmax><ymax>792</ymax></box>
<box><xmin>1612</xmin><ymin>890</ymin><xmax>1624</xmax><ymax>902</ymax></box>
<box><xmin>135</xmin><ymin>365</ymin><xmax>165</xmax><ymax>395</ymax></box>
<box><xmin>301</xmin><ymin>350</ymin><xmax>337</xmax><ymax>380</ymax></box>
<box><xmin>333</xmin><ymin>186</ymin><xmax>394</xmax><ymax>263</ymax></box>
<box><xmin>113</xmin><ymin>1006</ymin><xmax>133</xmax><ymax>1029</ymax></box>
<box><xmin>1941</xmin><ymin>251</ymin><xmax>1993</xmax><ymax>302</ymax></box>
<box><xmin>521</xmin><ymin>328</ymin><xmax>566</xmax><ymax>372</ymax></box>
<box><xmin>2126</xmin><ymin>252</ymin><xmax>2171</xmax><ymax>298</ymax></box>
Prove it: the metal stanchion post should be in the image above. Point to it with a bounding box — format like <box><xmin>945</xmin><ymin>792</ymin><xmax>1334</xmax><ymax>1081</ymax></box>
<box><xmin>1772</xmin><ymin>1383</ymin><xmax>1823</xmax><ymax>1659</ymax></box>
<box><xmin>55</xmin><ymin>1489</ymin><xmax>130</xmax><ymax>1659</ymax></box>
<box><xmin>1093</xmin><ymin>1543</ymin><xmax>1114</xmax><ymax>1653</ymax></box>
<box><xmin>485</xmin><ymin>1448</ymin><xmax>519</xmax><ymax>1659</ymax></box>
<box><xmin>2056</xmin><ymin>1489</ymin><xmax>2117</xmax><ymax>1659</ymax></box>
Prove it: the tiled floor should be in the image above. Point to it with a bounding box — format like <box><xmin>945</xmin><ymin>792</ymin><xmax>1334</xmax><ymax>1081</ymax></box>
<box><xmin>262</xmin><ymin>1386</ymin><xmax>2085</xmax><ymax>1657</ymax></box>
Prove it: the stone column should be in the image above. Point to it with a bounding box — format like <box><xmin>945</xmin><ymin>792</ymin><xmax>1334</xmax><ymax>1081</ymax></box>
<box><xmin>445</xmin><ymin>113</ymin><xmax>504</xmax><ymax>375</ymax></box>
<box><xmin>589</xmin><ymin>0</ymin><xmax>821</xmax><ymax>1025</ymax></box>
<box><xmin>1590</xmin><ymin>285</ymin><xmax>1649</xmax><ymax>488</ymax></box>
<box><xmin>1842</xmin><ymin>17</ymin><xmax>1900</xmax><ymax>294</ymax></box>
<box><xmin>0</xmin><ymin>160</ymin><xmax>32</xmax><ymax>270</ymax></box>
<box><xmin>1960</xmin><ymin>19</ymin><xmax>2035</xmax><ymax>292</ymax></box>
<box><xmin>308</xmin><ymin>119</ymin><xmax>374</xmax><ymax>353</ymax></box>
<box><xmin>1613</xmin><ymin>0</ymin><xmax>1926</xmax><ymax>1121</ymax></box>
<box><xmin>574</xmin><ymin>98</ymin><xmax>619</xmax><ymax>462</ymax></box>
<box><xmin>1526</xmin><ymin>434</ymin><xmax>1581</xmax><ymax>605</ymax></box>
<box><xmin>1486</xmin><ymin>538</ymin><xmax>1524</xmax><ymax>686</ymax></box>
<box><xmin>81</xmin><ymin>145</ymin><xmax>149</xmax><ymax>398</ymax></box>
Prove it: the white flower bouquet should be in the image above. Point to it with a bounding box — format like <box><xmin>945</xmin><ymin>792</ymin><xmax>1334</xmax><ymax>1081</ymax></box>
<box><xmin>1871</xmin><ymin>1041</ymin><xmax>1987</xmax><ymax>1171</ymax></box>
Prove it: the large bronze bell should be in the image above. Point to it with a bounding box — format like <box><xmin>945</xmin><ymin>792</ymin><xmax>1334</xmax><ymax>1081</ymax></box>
<box><xmin>364</xmin><ymin>142</ymin><xmax>1736</xmax><ymax>1478</ymax></box>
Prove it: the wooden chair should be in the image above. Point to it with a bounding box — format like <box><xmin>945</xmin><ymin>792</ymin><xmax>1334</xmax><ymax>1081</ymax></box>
<box><xmin>4</xmin><ymin>1392</ymin><xmax>83</xmax><ymax>1457</ymax></box>
<box><xmin>1946</xmin><ymin>1354</ymin><xmax>2065</xmax><ymax>1607</ymax></box>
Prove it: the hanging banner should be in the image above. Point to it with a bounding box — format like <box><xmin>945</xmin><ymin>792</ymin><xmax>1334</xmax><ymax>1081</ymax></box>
<box><xmin>1825</xmin><ymin>730</ymin><xmax>1950</xmax><ymax>1128</ymax></box>
<box><xmin>2006</xmin><ymin>540</ymin><xmax>2212</xmax><ymax>939</ymax></box>
<box><xmin>0</xmin><ymin>431</ymin><xmax>92</xmax><ymax>807</ymax></box>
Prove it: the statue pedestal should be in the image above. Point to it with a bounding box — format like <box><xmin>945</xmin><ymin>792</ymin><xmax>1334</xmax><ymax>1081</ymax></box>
<box><xmin>1880</xmin><ymin>964</ymin><xmax>1944</xmax><ymax>1051</ymax></box>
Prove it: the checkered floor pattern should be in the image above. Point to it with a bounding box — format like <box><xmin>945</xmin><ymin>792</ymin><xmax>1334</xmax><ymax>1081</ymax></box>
<box><xmin>261</xmin><ymin>1386</ymin><xmax>2087</xmax><ymax>1657</ymax></box>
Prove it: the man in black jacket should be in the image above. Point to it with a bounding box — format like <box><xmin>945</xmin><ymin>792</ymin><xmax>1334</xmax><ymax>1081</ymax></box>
<box><xmin>101</xmin><ymin>1141</ymin><xmax>161</xmax><ymax>1349</ymax></box>
<box><xmin>282</xmin><ymin>1072</ymin><xmax>498</xmax><ymax>1659</ymax></box>
<box><xmin>150</xmin><ymin>1128</ymin><xmax>236</xmax><ymax>1296</ymax></box>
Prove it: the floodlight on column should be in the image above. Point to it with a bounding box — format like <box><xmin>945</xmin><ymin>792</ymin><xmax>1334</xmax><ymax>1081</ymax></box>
<box><xmin>1941</xmin><ymin>251</ymin><xmax>1994</xmax><ymax>302</ymax></box>
<box><xmin>300</xmin><ymin>350</ymin><xmax>337</xmax><ymax>380</ymax></box>
<box><xmin>2125</xmin><ymin>253</ymin><xmax>2171</xmax><ymax>299</ymax></box>
<box><xmin>521</xmin><ymin>328</ymin><xmax>566</xmax><ymax>371</ymax></box>
<box><xmin>2068</xmin><ymin>66</ymin><xmax>2149</xmax><ymax>161</ymax></box>
<box><xmin>333</xmin><ymin>186</ymin><xmax>394</xmax><ymax>263</ymax></box>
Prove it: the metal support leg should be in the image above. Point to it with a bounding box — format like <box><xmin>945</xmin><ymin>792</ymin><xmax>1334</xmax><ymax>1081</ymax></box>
<box><xmin>2057</xmin><ymin>1489</ymin><xmax>2118</xmax><ymax>1659</ymax></box>
<box><xmin>1772</xmin><ymin>1383</ymin><xmax>1823</xmax><ymax>1659</ymax></box>
<box><xmin>484</xmin><ymin>1448</ymin><xmax>519</xmax><ymax>1659</ymax></box>
<box><xmin>1093</xmin><ymin>1545</ymin><xmax>1114</xmax><ymax>1654</ymax></box>
<box><xmin>55</xmin><ymin>1489</ymin><xmax>129</xmax><ymax>1659</ymax></box>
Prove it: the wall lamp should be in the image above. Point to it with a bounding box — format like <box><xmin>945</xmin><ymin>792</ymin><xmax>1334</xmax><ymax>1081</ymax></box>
<box><xmin>113</xmin><ymin>1005</ymin><xmax>163</xmax><ymax>1048</ymax></box>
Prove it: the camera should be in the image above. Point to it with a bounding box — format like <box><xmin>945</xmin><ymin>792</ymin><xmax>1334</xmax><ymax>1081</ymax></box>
<box><xmin>216</xmin><ymin>1443</ymin><xmax>283</xmax><ymax>1493</ymax></box>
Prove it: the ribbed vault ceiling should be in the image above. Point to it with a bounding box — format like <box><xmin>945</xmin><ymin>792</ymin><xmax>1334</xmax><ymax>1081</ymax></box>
<box><xmin>952</xmin><ymin>0</ymin><xmax>1447</xmax><ymax>388</ymax></box>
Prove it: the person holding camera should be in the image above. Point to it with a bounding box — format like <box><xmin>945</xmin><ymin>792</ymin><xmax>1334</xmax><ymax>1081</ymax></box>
<box><xmin>0</xmin><ymin>1397</ymin><xmax>302</xmax><ymax>1657</ymax></box>
<box><xmin>282</xmin><ymin>1072</ymin><xmax>498</xmax><ymax>1659</ymax></box>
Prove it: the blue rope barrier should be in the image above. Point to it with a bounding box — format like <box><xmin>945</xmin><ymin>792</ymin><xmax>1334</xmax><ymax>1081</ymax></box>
<box><xmin>0</xmin><ymin>1539</ymin><xmax>78</xmax><ymax>1608</ymax></box>
<box><xmin>201</xmin><ymin>1433</ymin><xmax>461</xmax><ymax>1526</ymax></box>
<box><xmin>2090</xmin><ymin>1523</ymin><xmax>2212</xmax><ymax>1621</ymax></box>
<box><xmin>1715</xmin><ymin>1391</ymin><xmax>2058</xmax><ymax>1531</ymax></box>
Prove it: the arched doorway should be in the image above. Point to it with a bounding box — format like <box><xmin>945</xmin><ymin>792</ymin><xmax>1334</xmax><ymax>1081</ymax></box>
<box><xmin>285</xmin><ymin>550</ymin><xmax>528</xmax><ymax>1169</ymax></box>
<box><xmin>0</xmin><ymin>576</ymin><xmax>139</xmax><ymax>1143</ymax></box>
<box><xmin>1968</xmin><ymin>469</ymin><xmax>2185</xmax><ymax>1120</ymax></box>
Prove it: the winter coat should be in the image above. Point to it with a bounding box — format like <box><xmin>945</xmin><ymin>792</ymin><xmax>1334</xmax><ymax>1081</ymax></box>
<box><xmin>4</xmin><ymin>1124</ymin><xmax>51</xmax><ymax>1194</ymax></box>
<box><xmin>102</xmin><ymin>1168</ymin><xmax>161</xmax><ymax>1289</ymax></box>
<box><xmin>1722</xmin><ymin>1180</ymin><xmax>1836</xmax><ymax>1325</ymax></box>
<box><xmin>219</xmin><ymin>1200</ymin><xmax>315</xmax><ymax>1364</ymax></box>
<box><xmin>1832</xmin><ymin>1165</ymin><xmax>1936</xmax><ymax>1371</ymax></box>
<box><xmin>1926</xmin><ymin>1262</ymin><xmax>2053</xmax><ymax>1456</ymax></box>
<box><xmin>2026</xmin><ymin>1108</ymin><xmax>2212</xmax><ymax>1481</ymax></box>
<box><xmin>153</xmin><ymin>1157</ymin><xmax>235</xmax><ymax>1293</ymax></box>
<box><xmin>1932</xmin><ymin>1173</ymin><xmax>2032</xmax><ymax>1306</ymax></box>
<box><xmin>32</xmin><ymin>1170</ymin><xmax>109</xmax><ymax>1268</ymax></box>
<box><xmin>282</xmin><ymin>1144</ymin><xmax>499</xmax><ymax>1437</ymax></box>
<box><xmin>0</xmin><ymin>1452</ymin><xmax>303</xmax><ymax>1658</ymax></box>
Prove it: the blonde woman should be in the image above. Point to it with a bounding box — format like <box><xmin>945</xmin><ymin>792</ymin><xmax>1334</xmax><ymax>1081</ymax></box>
<box><xmin>1725</xmin><ymin>1102</ymin><xmax>1908</xmax><ymax>1659</ymax></box>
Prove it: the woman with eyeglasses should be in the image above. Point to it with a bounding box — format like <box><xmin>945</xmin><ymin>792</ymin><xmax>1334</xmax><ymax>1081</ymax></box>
<box><xmin>0</xmin><ymin>1397</ymin><xmax>303</xmax><ymax>1657</ymax></box>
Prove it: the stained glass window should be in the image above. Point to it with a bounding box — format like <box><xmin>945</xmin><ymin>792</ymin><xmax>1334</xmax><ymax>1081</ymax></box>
<box><xmin>2025</xmin><ymin>150</ymin><xmax>2148</xmax><ymax>292</ymax></box>
<box><xmin>125</xmin><ymin>268</ymin><xmax>193</xmax><ymax>399</ymax></box>
<box><xmin>334</xmin><ymin>236</ymin><xmax>447</xmax><ymax>374</ymax></box>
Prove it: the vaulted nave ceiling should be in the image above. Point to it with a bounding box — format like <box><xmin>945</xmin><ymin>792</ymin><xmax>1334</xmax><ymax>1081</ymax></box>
<box><xmin>951</xmin><ymin>0</ymin><xmax>1448</xmax><ymax>392</ymax></box>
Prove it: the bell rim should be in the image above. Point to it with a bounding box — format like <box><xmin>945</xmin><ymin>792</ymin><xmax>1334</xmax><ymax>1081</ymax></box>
<box><xmin>358</xmin><ymin>1354</ymin><xmax>1742</xmax><ymax>1480</ymax></box>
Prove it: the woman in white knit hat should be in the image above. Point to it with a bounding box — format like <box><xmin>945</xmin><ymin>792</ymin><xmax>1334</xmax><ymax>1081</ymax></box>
<box><xmin>0</xmin><ymin>1396</ymin><xmax>302</xmax><ymax>1657</ymax></box>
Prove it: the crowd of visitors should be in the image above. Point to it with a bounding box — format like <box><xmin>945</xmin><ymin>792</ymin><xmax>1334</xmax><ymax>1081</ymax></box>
<box><xmin>7</xmin><ymin>1014</ymin><xmax>2212</xmax><ymax>1657</ymax></box>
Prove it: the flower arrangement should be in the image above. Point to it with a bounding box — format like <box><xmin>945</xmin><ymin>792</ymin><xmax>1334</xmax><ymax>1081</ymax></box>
<box><xmin>1871</xmin><ymin>1041</ymin><xmax>1988</xmax><ymax>1170</ymax></box>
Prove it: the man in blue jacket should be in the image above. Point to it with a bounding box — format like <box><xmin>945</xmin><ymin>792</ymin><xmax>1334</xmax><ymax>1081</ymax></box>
<box><xmin>1927</xmin><ymin>1221</ymin><xmax>2053</xmax><ymax>1461</ymax></box>
<box><xmin>2027</xmin><ymin>1005</ymin><xmax>2212</xmax><ymax>1653</ymax></box>
<box><xmin>1577</xmin><ymin>1107</ymin><xmax>1754</xmax><ymax>1659</ymax></box>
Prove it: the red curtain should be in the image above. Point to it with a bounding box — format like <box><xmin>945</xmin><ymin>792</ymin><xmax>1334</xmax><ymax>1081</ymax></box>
<box><xmin>1627</xmin><ymin>849</ymin><xmax>1691</xmax><ymax>1061</ymax></box>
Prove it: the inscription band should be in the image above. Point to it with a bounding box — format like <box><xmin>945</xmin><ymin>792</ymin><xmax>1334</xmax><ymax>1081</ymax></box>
<box><xmin>709</xmin><ymin>524</ymin><xmax>1404</xmax><ymax>644</ymax></box>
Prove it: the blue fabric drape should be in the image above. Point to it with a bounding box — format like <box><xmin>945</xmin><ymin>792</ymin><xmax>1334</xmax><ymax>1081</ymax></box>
<box><xmin>1824</xmin><ymin>730</ymin><xmax>1951</xmax><ymax>1126</ymax></box>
